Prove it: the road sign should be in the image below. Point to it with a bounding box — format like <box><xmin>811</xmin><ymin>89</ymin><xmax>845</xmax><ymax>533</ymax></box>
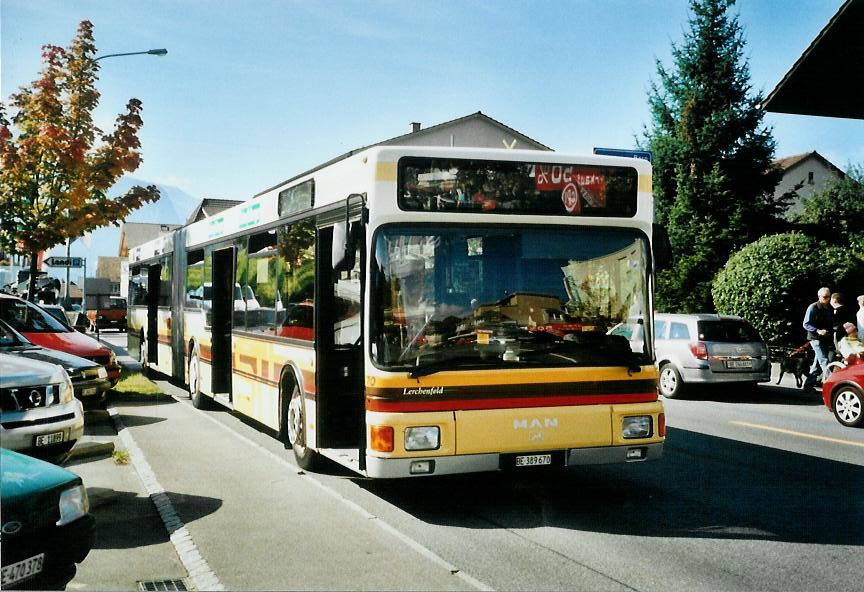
<box><xmin>44</xmin><ymin>256</ymin><xmax>84</xmax><ymax>268</ymax></box>
<box><xmin>593</xmin><ymin>147</ymin><xmax>653</xmax><ymax>163</ymax></box>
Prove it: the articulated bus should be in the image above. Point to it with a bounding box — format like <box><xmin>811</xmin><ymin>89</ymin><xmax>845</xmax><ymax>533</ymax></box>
<box><xmin>128</xmin><ymin>146</ymin><xmax>668</xmax><ymax>478</ymax></box>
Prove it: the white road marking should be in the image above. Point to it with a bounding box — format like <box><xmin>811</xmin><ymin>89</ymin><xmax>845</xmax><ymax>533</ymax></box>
<box><xmin>108</xmin><ymin>407</ymin><xmax>224</xmax><ymax>591</ymax></box>
<box><xmin>175</xmin><ymin>393</ymin><xmax>494</xmax><ymax>591</ymax></box>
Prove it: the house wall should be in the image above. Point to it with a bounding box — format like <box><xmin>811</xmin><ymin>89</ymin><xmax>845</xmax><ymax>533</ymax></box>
<box><xmin>775</xmin><ymin>156</ymin><xmax>843</xmax><ymax>217</ymax></box>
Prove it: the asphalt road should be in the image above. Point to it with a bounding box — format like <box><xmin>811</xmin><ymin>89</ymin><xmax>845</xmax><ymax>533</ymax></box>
<box><xmin>71</xmin><ymin>333</ymin><xmax>863</xmax><ymax>591</ymax></box>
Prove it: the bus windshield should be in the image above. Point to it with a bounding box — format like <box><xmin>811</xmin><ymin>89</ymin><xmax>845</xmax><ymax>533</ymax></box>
<box><xmin>372</xmin><ymin>226</ymin><xmax>651</xmax><ymax>375</ymax></box>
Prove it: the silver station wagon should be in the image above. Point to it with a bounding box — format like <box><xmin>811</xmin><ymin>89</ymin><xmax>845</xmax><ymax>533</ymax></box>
<box><xmin>610</xmin><ymin>313</ymin><xmax>771</xmax><ymax>398</ymax></box>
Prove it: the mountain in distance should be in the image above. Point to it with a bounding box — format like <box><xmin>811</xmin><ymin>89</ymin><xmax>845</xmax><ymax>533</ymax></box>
<box><xmin>47</xmin><ymin>177</ymin><xmax>201</xmax><ymax>281</ymax></box>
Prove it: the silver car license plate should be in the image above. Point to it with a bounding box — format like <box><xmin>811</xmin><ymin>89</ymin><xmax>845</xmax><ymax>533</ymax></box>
<box><xmin>35</xmin><ymin>431</ymin><xmax>65</xmax><ymax>447</ymax></box>
<box><xmin>726</xmin><ymin>360</ymin><xmax>753</xmax><ymax>369</ymax></box>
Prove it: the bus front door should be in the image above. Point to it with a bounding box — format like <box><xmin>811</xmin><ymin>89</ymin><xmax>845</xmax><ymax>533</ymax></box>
<box><xmin>211</xmin><ymin>248</ymin><xmax>233</xmax><ymax>399</ymax></box>
<box><xmin>315</xmin><ymin>225</ymin><xmax>364</xmax><ymax>451</ymax></box>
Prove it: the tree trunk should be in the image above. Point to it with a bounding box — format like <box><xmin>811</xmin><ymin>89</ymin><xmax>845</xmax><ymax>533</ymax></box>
<box><xmin>27</xmin><ymin>250</ymin><xmax>39</xmax><ymax>302</ymax></box>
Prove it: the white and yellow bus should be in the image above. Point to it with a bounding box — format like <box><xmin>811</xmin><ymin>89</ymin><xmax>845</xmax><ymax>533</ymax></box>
<box><xmin>128</xmin><ymin>146</ymin><xmax>669</xmax><ymax>478</ymax></box>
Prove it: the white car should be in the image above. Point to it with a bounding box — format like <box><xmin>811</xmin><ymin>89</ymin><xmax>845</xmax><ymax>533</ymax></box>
<box><xmin>0</xmin><ymin>352</ymin><xmax>84</xmax><ymax>463</ymax></box>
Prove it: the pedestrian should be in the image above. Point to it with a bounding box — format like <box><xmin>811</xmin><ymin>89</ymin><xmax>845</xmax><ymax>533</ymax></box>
<box><xmin>837</xmin><ymin>322</ymin><xmax>864</xmax><ymax>365</ymax></box>
<box><xmin>830</xmin><ymin>292</ymin><xmax>856</xmax><ymax>346</ymax></box>
<box><xmin>857</xmin><ymin>294</ymin><xmax>864</xmax><ymax>335</ymax></box>
<box><xmin>801</xmin><ymin>287</ymin><xmax>834</xmax><ymax>390</ymax></box>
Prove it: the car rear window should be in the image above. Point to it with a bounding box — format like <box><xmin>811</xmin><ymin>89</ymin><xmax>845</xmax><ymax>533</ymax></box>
<box><xmin>697</xmin><ymin>320</ymin><xmax>761</xmax><ymax>342</ymax></box>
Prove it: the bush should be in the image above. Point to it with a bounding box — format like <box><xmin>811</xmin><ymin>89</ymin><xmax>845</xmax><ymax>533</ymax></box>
<box><xmin>712</xmin><ymin>233</ymin><xmax>864</xmax><ymax>345</ymax></box>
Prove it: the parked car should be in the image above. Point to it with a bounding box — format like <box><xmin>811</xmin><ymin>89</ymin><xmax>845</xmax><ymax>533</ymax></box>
<box><xmin>0</xmin><ymin>448</ymin><xmax>95</xmax><ymax>589</ymax></box>
<box><xmin>1</xmin><ymin>320</ymin><xmax>111</xmax><ymax>408</ymax></box>
<box><xmin>610</xmin><ymin>313</ymin><xmax>770</xmax><ymax>398</ymax></box>
<box><xmin>39</xmin><ymin>304</ymin><xmax>70</xmax><ymax>325</ymax></box>
<box><xmin>822</xmin><ymin>363</ymin><xmax>864</xmax><ymax>427</ymax></box>
<box><xmin>0</xmin><ymin>352</ymin><xmax>85</xmax><ymax>463</ymax></box>
<box><xmin>0</xmin><ymin>294</ymin><xmax>120</xmax><ymax>385</ymax></box>
<box><xmin>86</xmin><ymin>296</ymin><xmax>127</xmax><ymax>332</ymax></box>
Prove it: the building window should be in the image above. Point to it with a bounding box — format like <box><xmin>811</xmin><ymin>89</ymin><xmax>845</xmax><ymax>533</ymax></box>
<box><xmin>808</xmin><ymin>171</ymin><xmax>814</xmax><ymax>185</ymax></box>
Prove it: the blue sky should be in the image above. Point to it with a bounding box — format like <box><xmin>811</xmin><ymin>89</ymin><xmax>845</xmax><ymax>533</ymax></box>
<box><xmin>3</xmin><ymin>0</ymin><xmax>861</xmax><ymax>203</ymax></box>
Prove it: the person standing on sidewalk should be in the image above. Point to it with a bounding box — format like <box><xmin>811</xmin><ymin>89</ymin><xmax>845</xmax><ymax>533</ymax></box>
<box><xmin>802</xmin><ymin>287</ymin><xmax>835</xmax><ymax>390</ymax></box>
<box><xmin>857</xmin><ymin>294</ymin><xmax>864</xmax><ymax>335</ymax></box>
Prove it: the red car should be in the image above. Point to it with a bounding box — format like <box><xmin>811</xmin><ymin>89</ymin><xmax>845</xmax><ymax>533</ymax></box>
<box><xmin>0</xmin><ymin>294</ymin><xmax>120</xmax><ymax>385</ymax></box>
<box><xmin>822</xmin><ymin>362</ymin><xmax>864</xmax><ymax>428</ymax></box>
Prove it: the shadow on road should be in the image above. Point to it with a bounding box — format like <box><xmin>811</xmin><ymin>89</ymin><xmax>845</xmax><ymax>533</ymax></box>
<box><xmin>685</xmin><ymin>383</ymin><xmax>824</xmax><ymax>406</ymax></box>
<box><xmin>87</xmin><ymin>487</ymin><xmax>222</xmax><ymax>550</ymax></box>
<box><xmin>357</xmin><ymin>427</ymin><xmax>863</xmax><ymax>546</ymax></box>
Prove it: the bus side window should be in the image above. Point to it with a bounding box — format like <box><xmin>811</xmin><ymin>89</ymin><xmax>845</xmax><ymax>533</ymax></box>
<box><xmin>277</xmin><ymin>219</ymin><xmax>315</xmax><ymax>341</ymax></box>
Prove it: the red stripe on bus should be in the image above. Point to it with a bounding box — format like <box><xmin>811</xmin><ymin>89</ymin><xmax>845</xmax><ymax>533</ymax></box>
<box><xmin>365</xmin><ymin>392</ymin><xmax>657</xmax><ymax>412</ymax></box>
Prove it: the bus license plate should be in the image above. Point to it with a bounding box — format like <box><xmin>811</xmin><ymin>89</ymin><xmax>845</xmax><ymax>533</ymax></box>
<box><xmin>35</xmin><ymin>432</ymin><xmax>65</xmax><ymax>447</ymax></box>
<box><xmin>515</xmin><ymin>454</ymin><xmax>552</xmax><ymax>467</ymax></box>
<box><xmin>82</xmin><ymin>387</ymin><xmax>97</xmax><ymax>396</ymax></box>
<box><xmin>2</xmin><ymin>554</ymin><xmax>44</xmax><ymax>587</ymax></box>
<box><xmin>726</xmin><ymin>360</ymin><xmax>752</xmax><ymax>369</ymax></box>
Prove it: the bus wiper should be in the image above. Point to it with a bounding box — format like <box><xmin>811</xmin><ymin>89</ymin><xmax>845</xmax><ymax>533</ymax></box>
<box><xmin>408</xmin><ymin>356</ymin><xmax>500</xmax><ymax>378</ymax></box>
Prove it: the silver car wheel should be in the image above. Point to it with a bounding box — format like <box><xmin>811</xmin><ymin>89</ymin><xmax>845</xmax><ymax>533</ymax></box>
<box><xmin>834</xmin><ymin>388</ymin><xmax>863</xmax><ymax>427</ymax></box>
<box><xmin>659</xmin><ymin>365</ymin><xmax>681</xmax><ymax>398</ymax></box>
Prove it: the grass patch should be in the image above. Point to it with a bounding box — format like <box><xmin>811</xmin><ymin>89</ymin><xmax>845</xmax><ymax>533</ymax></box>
<box><xmin>112</xmin><ymin>369</ymin><xmax>161</xmax><ymax>396</ymax></box>
<box><xmin>112</xmin><ymin>449</ymin><xmax>131</xmax><ymax>465</ymax></box>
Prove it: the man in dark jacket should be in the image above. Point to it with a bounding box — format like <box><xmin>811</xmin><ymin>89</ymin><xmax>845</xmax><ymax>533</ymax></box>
<box><xmin>830</xmin><ymin>292</ymin><xmax>857</xmax><ymax>345</ymax></box>
<box><xmin>802</xmin><ymin>287</ymin><xmax>834</xmax><ymax>390</ymax></box>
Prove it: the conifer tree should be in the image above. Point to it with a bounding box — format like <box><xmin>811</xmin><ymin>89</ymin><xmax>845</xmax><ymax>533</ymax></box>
<box><xmin>642</xmin><ymin>0</ymin><xmax>786</xmax><ymax>312</ymax></box>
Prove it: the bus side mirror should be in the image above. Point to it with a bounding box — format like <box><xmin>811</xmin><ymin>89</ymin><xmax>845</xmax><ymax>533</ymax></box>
<box><xmin>332</xmin><ymin>222</ymin><xmax>354</xmax><ymax>273</ymax></box>
<box><xmin>652</xmin><ymin>223</ymin><xmax>673</xmax><ymax>271</ymax></box>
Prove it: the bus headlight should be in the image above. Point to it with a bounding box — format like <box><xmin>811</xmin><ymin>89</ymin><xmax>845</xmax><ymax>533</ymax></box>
<box><xmin>622</xmin><ymin>416</ymin><xmax>652</xmax><ymax>439</ymax></box>
<box><xmin>405</xmin><ymin>426</ymin><xmax>440</xmax><ymax>451</ymax></box>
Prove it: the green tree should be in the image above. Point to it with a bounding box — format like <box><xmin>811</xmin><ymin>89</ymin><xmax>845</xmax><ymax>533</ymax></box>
<box><xmin>0</xmin><ymin>21</ymin><xmax>159</xmax><ymax>300</ymax></box>
<box><xmin>791</xmin><ymin>163</ymin><xmax>864</xmax><ymax>248</ymax></box>
<box><xmin>713</xmin><ymin>233</ymin><xmax>864</xmax><ymax>345</ymax></box>
<box><xmin>642</xmin><ymin>0</ymin><xmax>786</xmax><ymax>312</ymax></box>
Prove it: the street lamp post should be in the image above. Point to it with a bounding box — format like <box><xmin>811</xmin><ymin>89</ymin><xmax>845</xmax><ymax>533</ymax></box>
<box><xmin>94</xmin><ymin>48</ymin><xmax>168</xmax><ymax>62</ymax></box>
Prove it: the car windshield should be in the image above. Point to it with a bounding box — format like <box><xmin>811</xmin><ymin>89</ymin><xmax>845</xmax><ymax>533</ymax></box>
<box><xmin>697</xmin><ymin>320</ymin><xmax>762</xmax><ymax>342</ymax></box>
<box><xmin>1</xmin><ymin>298</ymin><xmax>70</xmax><ymax>333</ymax></box>
<box><xmin>372</xmin><ymin>225</ymin><xmax>651</xmax><ymax>375</ymax></box>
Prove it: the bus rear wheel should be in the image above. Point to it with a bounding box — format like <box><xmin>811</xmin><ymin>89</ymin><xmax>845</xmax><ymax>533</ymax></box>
<box><xmin>282</xmin><ymin>378</ymin><xmax>318</xmax><ymax>471</ymax></box>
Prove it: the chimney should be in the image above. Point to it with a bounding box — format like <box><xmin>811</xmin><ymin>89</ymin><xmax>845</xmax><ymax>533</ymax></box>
<box><xmin>411</xmin><ymin>122</ymin><xmax>421</xmax><ymax>133</ymax></box>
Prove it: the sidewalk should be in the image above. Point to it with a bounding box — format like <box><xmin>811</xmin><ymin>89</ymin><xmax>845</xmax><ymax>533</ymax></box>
<box><xmin>64</xmin><ymin>351</ymin><xmax>189</xmax><ymax>591</ymax></box>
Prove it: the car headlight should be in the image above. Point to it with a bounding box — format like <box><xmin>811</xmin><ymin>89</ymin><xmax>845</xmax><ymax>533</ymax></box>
<box><xmin>622</xmin><ymin>416</ymin><xmax>653</xmax><ymax>439</ymax></box>
<box><xmin>57</xmin><ymin>484</ymin><xmax>89</xmax><ymax>526</ymax></box>
<box><xmin>55</xmin><ymin>370</ymin><xmax>75</xmax><ymax>405</ymax></box>
<box><xmin>405</xmin><ymin>426</ymin><xmax>440</xmax><ymax>451</ymax></box>
<box><xmin>97</xmin><ymin>366</ymin><xmax>108</xmax><ymax>379</ymax></box>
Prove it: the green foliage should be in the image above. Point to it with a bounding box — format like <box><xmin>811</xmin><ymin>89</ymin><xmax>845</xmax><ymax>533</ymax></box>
<box><xmin>642</xmin><ymin>0</ymin><xmax>786</xmax><ymax>312</ymax></box>
<box><xmin>713</xmin><ymin>233</ymin><xmax>864</xmax><ymax>345</ymax></box>
<box><xmin>0</xmin><ymin>21</ymin><xmax>159</xmax><ymax>299</ymax></box>
<box><xmin>791</xmin><ymin>164</ymin><xmax>864</xmax><ymax>247</ymax></box>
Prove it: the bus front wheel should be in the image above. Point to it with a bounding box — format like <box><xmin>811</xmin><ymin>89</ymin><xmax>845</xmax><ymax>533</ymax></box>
<box><xmin>282</xmin><ymin>377</ymin><xmax>318</xmax><ymax>471</ymax></box>
<box><xmin>189</xmin><ymin>352</ymin><xmax>211</xmax><ymax>409</ymax></box>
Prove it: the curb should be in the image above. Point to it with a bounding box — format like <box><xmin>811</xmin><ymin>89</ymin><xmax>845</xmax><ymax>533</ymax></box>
<box><xmin>68</xmin><ymin>439</ymin><xmax>115</xmax><ymax>461</ymax></box>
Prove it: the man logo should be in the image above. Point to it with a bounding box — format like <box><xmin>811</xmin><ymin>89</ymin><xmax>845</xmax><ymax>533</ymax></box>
<box><xmin>513</xmin><ymin>418</ymin><xmax>559</xmax><ymax>429</ymax></box>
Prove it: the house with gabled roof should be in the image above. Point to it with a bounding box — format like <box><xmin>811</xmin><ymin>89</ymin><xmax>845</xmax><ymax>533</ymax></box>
<box><xmin>773</xmin><ymin>151</ymin><xmax>847</xmax><ymax>217</ymax></box>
